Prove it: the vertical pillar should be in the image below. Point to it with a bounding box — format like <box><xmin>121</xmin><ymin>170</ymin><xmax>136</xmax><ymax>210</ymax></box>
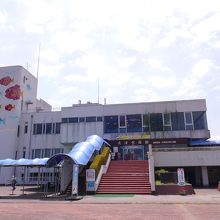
<box><xmin>201</xmin><ymin>166</ymin><xmax>209</xmax><ymax>187</ymax></box>
<box><xmin>195</xmin><ymin>167</ymin><xmax>202</xmax><ymax>186</ymax></box>
<box><xmin>72</xmin><ymin>164</ymin><xmax>79</xmax><ymax>196</ymax></box>
<box><xmin>148</xmin><ymin>144</ymin><xmax>155</xmax><ymax>191</ymax></box>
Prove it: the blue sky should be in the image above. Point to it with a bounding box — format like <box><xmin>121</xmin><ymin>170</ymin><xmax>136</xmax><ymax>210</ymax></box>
<box><xmin>0</xmin><ymin>0</ymin><xmax>220</xmax><ymax>137</ymax></box>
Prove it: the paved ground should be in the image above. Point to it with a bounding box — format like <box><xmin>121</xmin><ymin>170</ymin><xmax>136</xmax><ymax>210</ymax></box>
<box><xmin>0</xmin><ymin>186</ymin><xmax>220</xmax><ymax>219</ymax></box>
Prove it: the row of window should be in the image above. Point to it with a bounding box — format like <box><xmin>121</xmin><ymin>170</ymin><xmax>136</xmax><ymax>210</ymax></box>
<box><xmin>31</xmin><ymin>148</ymin><xmax>64</xmax><ymax>159</ymax></box>
<box><xmin>31</xmin><ymin>111</ymin><xmax>207</xmax><ymax>135</ymax></box>
<box><xmin>33</xmin><ymin>123</ymin><xmax>61</xmax><ymax>135</ymax></box>
<box><xmin>104</xmin><ymin>111</ymin><xmax>207</xmax><ymax>133</ymax></box>
<box><xmin>62</xmin><ymin>116</ymin><xmax>103</xmax><ymax>123</ymax></box>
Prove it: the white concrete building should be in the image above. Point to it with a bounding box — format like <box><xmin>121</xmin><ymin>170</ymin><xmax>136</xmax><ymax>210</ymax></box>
<box><xmin>0</xmin><ymin>66</ymin><xmax>219</xmax><ymax>187</ymax></box>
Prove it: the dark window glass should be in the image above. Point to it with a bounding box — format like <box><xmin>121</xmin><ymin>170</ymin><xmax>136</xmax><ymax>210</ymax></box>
<box><xmin>24</xmin><ymin>125</ymin><xmax>28</xmax><ymax>133</ymax></box>
<box><xmin>44</xmin><ymin>149</ymin><xmax>51</xmax><ymax>157</ymax></box>
<box><xmin>36</xmin><ymin>123</ymin><xmax>43</xmax><ymax>134</ymax></box>
<box><xmin>69</xmin><ymin>117</ymin><xmax>78</xmax><ymax>123</ymax></box>
<box><xmin>150</xmin><ymin>113</ymin><xmax>163</xmax><ymax>131</ymax></box>
<box><xmin>185</xmin><ymin>112</ymin><xmax>192</xmax><ymax>124</ymax></box>
<box><xmin>164</xmin><ymin>113</ymin><xmax>171</xmax><ymax>125</ymax></box>
<box><xmin>127</xmin><ymin>114</ymin><xmax>142</xmax><ymax>132</ymax></box>
<box><xmin>54</xmin><ymin>148</ymin><xmax>62</xmax><ymax>154</ymax></box>
<box><xmin>171</xmin><ymin>112</ymin><xmax>185</xmax><ymax>130</ymax></box>
<box><xmin>31</xmin><ymin>150</ymin><xmax>34</xmax><ymax>159</ymax></box>
<box><xmin>119</xmin><ymin>115</ymin><xmax>126</xmax><ymax>127</ymax></box>
<box><xmin>23</xmin><ymin>151</ymin><xmax>26</xmax><ymax>158</ymax></box>
<box><xmin>86</xmin><ymin>116</ymin><xmax>96</xmax><ymax>122</ymax></box>
<box><xmin>42</xmin><ymin>123</ymin><xmax>46</xmax><ymax>134</ymax></box>
<box><xmin>62</xmin><ymin>118</ymin><xmax>68</xmax><ymax>123</ymax></box>
<box><xmin>193</xmin><ymin>111</ymin><xmax>207</xmax><ymax>130</ymax></box>
<box><xmin>46</xmin><ymin>123</ymin><xmax>52</xmax><ymax>134</ymax></box>
<box><xmin>33</xmin><ymin>124</ymin><xmax>37</xmax><ymax>134</ymax></box>
<box><xmin>143</xmin><ymin>114</ymin><xmax>150</xmax><ymax>132</ymax></box>
<box><xmin>52</xmin><ymin>123</ymin><xmax>55</xmax><ymax>133</ymax></box>
<box><xmin>55</xmin><ymin>123</ymin><xmax>61</xmax><ymax>134</ymax></box>
<box><xmin>17</xmin><ymin>125</ymin><xmax>20</xmax><ymax>137</ymax></box>
<box><xmin>79</xmin><ymin>117</ymin><xmax>85</xmax><ymax>122</ymax></box>
<box><xmin>97</xmin><ymin>116</ymin><xmax>103</xmax><ymax>122</ymax></box>
<box><xmin>186</xmin><ymin>125</ymin><xmax>193</xmax><ymax>130</ymax></box>
<box><xmin>119</xmin><ymin>128</ymin><xmax>126</xmax><ymax>133</ymax></box>
<box><xmin>35</xmin><ymin>149</ymin><xmax>41</xmax><ymax>158</ymax></box>
<box><xmin>104</xmin><ymin>116</ymin><xmax>118</xmax><ymax>133</ymax></box>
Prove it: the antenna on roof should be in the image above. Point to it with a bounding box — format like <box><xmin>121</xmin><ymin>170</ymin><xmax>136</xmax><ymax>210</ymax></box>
<box><xmin>36</xmin><ymin>44</ymin><xmax>41</xmax><ymax>80</ymax></box>
<box><xmin>36</xmin><ymin>44</ymin><xmax>41</xmax><ymax>99</ymax></box>
<box><xmin>97</xmin><ymin>77</ymin><xmax>100</xmax><ymax>104</ymax></box>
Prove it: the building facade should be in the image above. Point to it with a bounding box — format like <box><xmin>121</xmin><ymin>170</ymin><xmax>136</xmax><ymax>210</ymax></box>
<box><xmin>0</xmin><ymin>66</ymin><xmax>219</xmax><ymax>187</ymax></box>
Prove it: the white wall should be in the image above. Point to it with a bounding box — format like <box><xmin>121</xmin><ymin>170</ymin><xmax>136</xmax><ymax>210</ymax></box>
<box><xmin>154</xmin><ymin>148</ymin><xmax>220</xmax><ymax>167</ymax></box>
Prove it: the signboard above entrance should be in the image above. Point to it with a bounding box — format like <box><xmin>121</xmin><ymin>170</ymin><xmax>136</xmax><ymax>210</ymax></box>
<box><xmin>108</xmin><ymin>138</ymin><xmax>188</xmax><ymax>146</ymax></box>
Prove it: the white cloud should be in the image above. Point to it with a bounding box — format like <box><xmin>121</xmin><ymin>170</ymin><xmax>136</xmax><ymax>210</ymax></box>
<box><xmin>133</xmin><ymin>88</ymin><xmax>162</xmax><ymax>102</ymax></box>
<box><xmin>191</xmin><ymin>59</ymin><xmax>213</xmax><ymax>78</ymax></box>
<box><xmin>173</xmin><ymin>59</ymin><xmax>214</xmax><ymax>98</ymax></box>
<box><xmin>51</xmin><ymin>31</ymin><xmax>94</xmax><ymax>54</ymax></box>
<box><xmin>0</xmin><ymin>10</ymin><xmax>7</xmax><ymax>27</ymax></box>
<box><xmin>39</xmin><ymin>63</ymin><xmax>64</xmax><ymax>79</ymax></box>
<box><xmin>41</xmin><ymin>49</ymin><xmax>60</xmax><ymax>63</ymax></box>
<box><xmin>149</xmin><ymin>75</ymin><xmax>176</xmax><ymax>89</ymax></box>
<box><xmin>58</xmin><ymin>85</ymin><xmax>78</xmax><ymax>95</ymax></box>
<box><xmin>191</xmin><ymin>13</ymin><xmax>220</xmax><ymax>44</ymax></box>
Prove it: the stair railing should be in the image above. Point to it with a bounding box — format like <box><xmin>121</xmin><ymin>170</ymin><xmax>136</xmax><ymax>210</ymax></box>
<box><xmin>95</xmin><ymin>154</ymin><xmax>111</xmax><ymax>191</ymax></box>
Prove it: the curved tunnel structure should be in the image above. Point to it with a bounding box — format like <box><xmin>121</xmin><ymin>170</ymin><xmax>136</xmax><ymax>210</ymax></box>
<box><xmin>0</xmin><ymin>135</ymin><xmax>109</xmax><ymax>167</ymax></box>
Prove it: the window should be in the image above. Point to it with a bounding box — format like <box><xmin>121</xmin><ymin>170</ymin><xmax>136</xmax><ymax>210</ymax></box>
<box><xmin>184</xmin><ymin>112</ymin><xmax>193</xmax><ymax>130</ymax></box>
<box><xmin>86</xmin><ymin>116</ymin><xmax>96</xmax><ymax>122</ymax></box>
<box><xmin>55</xmin><ymin>123</ymin><xmax>61</xmax><ymax>134</ymax></box>
<box><xmin>62</xmin><ymin>118</ymin><xmax>68</xmax><ymax>123</ymax></box>
<box><xmin>34</xmin><ymin>149</ymin><xmax>41</xmax><ymax>158</ymax></box>
<box><xmin>104</xmin><ymin>116</ymin><xmax>118</xmax><ymax>133</ymax></box>
<box><xmin>119</xmin><ymin>115</ymin><xmax>126</xmax><ymax>127</ymax></box>
<box><xmin>119</xmin><ymin>115</ymin><xmax>126</xmax><ymax>133</ymax></box>
<box><xmin>171</xmin><ymin>112</ymin><xmax>185</xmax><ymax>130</ymax></box>
<box><xmin>69</xmin><ymin>117</ymin><xmax>78</xmax><ymax>123</ymax></box>
<box><xmin>127</xmin><ymin>114</ymin><xmax>142</xmax><ymax>132</ymax></box>
<box><xmin>163</xmin><ymin>113</ymin><xmax>172</xmax><ymax>131</ymax></box>
<box><xmin>193</xmin><ymin>111</ymin><xmax>207</xmax><ymax>130</ymax></box>
<box><xmin>143</xmin><ymin>114</ymin><xmax>150</xmax><ymax>132</ymax></box>
<box><xmin>97</xmin><ymin>116</ymin><xmax>103</xmax><ymax>122</ymax></box>
<box><xmin>22</xmin><ymin>151</ymin><xmax>26</xmax><ymax>158</ymax></box>
<box><xmin>44</xmin><ymin>149</ymin><xmax>51</xmax><ymax>157</ymax></box>
<box><xmin>54</xmin><ymin>148</ymin><xmax>63</xmax><ymax>154</ymax></box>
<box><xmin>33</xmin><ymin>123</ymin><xmax>43</xmax><ymax>134</ymax></box>
<box><xmin>24</xmin><ymin>123</ymin><xmax>28</xmax><ymax>133</ymax></box>
<box><xmin>150</xmin><ymin>113</ymin><xmax>163</xmax><ymax>131</ymax></box>
<box><xmin>79</xmin><ymin>117</ymin><xmax>85</xmax><ymax>122</ymax></box>
<box><xmin>17</xmin><ymin>125</ymin><xmax>20</xmax><ymax>137</ymax></box>
<box><xmin>46</xmin><ymin>123</ymin><xmax>52</xmax><ymax>134</ymax></box>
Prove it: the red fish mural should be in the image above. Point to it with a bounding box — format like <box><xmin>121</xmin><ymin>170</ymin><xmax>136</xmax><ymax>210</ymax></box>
<box><xmin>0</xmin><ymin>76</ymin><xmax>14</xmax><ymax>86</ymax></box>
<box><xmin>5</xmin><ymin>84</ymin><xmax>23</xmax><ymax>100</ymax></box>
<box><xmin>5</xmin><ymin>104</ymin><xmax>15</xmax><ymax>111</ymax></box>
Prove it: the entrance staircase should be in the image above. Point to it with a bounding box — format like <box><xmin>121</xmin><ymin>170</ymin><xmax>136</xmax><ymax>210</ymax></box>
<box><xmin>97</xmin><ymin>160</ymin><xmax>151</xmax><ymax>194</ymax></box>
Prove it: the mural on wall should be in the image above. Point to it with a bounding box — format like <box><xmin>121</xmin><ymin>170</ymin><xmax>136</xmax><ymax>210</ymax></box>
<box><xmin>5</xmin><ymin>84</ymin><xmax>23</xmax><ymax>100</ymax></box>
<box><xmin>0</xmin><ymin>118</ymin><xmax>6</xmax><ymax>124</ymax></box>
<box><xmin>5</xmin><ymin>104</ymin><xmax>15</xmax><ymax>111</ymax></box>
<box><xmin>26</xmin><ymin>84</ymin><xmax>31</xmax><ymax>91</ymax></box>
<box><xmin>0</xmin><ymin>76</ymin><xmax>14</xmax><ymax>86</ymax></box>
<box><xmin>0</xmin><ymin>71</ymin><xmax>34</xmax><ymax>126</ymax></box>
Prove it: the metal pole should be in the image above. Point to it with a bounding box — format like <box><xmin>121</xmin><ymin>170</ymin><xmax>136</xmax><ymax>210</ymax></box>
<box><xmin>23</xmin><ymin>167</ymin><xmax>26</xmax><ymax>195</ymax></box>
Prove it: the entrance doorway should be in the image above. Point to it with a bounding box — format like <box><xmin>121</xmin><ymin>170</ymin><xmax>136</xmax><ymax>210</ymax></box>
<box><xmin>121</xmin><ymin>146</ymin><xmax>145</xmax><ymax>160</ymax></box>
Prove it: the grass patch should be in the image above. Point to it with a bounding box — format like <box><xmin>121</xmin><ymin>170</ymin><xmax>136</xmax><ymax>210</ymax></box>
<box><xmin>94</xmin><ymin>194</ymin><xmax>134</xmax><ymax>197</ymax></box>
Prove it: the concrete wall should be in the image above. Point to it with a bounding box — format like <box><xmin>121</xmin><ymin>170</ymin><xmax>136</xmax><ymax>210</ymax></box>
<box><xmin>0</xmin><ymin>66</ymin><xmax>38</xmax><ymax>183</ymax></box>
